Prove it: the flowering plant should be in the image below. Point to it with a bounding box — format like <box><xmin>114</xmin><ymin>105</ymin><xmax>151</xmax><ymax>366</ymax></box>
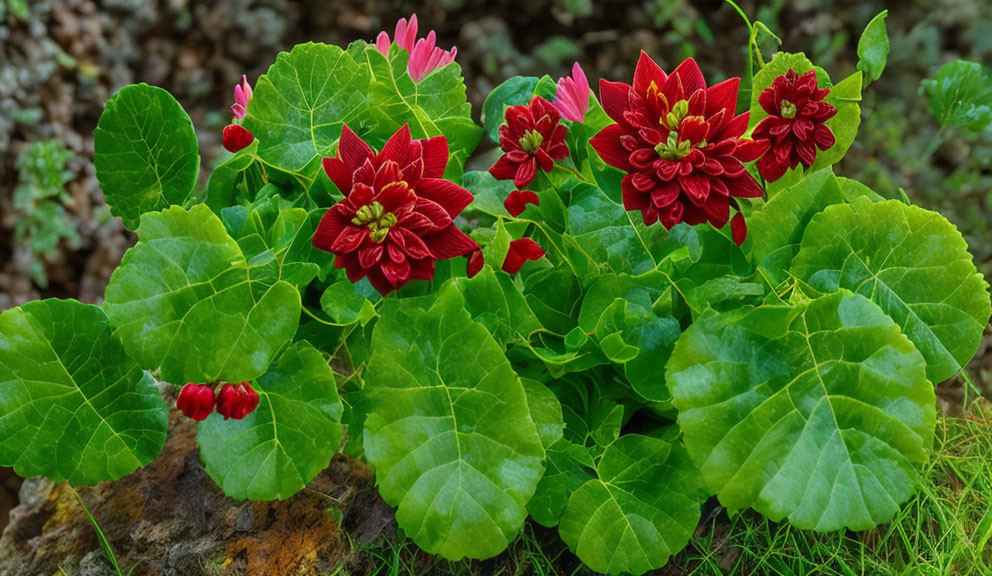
<box><xmin>1</xmin><ymin>9</ymin><xmax>990</xmax><ymax>575</ymax></box>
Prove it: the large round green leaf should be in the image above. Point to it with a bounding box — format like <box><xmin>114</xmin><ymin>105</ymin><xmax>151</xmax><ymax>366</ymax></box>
<box><xmin>791</xmin><ymin>198</ymin><xmax>991</xmax><ymax>383</ymax></box>
<box><xmin>362</xmin><ymin>287</ymin><xmax>545</xmax><ymax>561</ymax></box>
<box><xmin>197</xmin><ymin>341</ymin><xmax>344</xmax><ymax>500</ymax></box>
<box><xmin>104</xmin><ymin>204</ymin><xmax>301</xmax><ymax>384</ymax></box>
<box><xmin>668</xmin><ymin>291</ymin><xmax>936</xmax><ymax>531</ymax></box>
<box><xmin>558</xmin><ymin>434</ymin><xmax>702</xmax><ymax>575</ymax></box>
<box><xmin>0</xmin><ymin>299</ymin><xmax>168</xmax><ymax>485</ymax></box>
<box><xmin>94</xmin><ymin>84</ymin><xmax>200</xmax><ymax>229</ymax></box>
<box><xmin>242</xmin><ymin>42</ymin><xmax>371</xmax><ymax>175</ymax></box>
<box><xmin>364</xmin><ymin>47</ymin><xmax>481</xmax><ymax>181</ymax></box>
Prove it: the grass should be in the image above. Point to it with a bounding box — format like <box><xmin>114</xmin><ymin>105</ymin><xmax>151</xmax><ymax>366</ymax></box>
<box><xmin>342</xmin><ymin>400</ymin><xmax>992</xmax><ymax>576</ymax></box>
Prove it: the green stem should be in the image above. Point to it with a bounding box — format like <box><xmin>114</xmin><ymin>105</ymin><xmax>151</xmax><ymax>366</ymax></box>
<box><xmin>68</xmin><ymin>484</ymin><xmax>126</xmax><ymax>576</ymax></box>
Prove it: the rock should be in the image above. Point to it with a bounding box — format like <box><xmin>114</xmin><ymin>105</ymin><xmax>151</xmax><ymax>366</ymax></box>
<box><xmin>0</xmin><ymin>414</ymin><xmax>391</xmax><ymax>576</ymax></box>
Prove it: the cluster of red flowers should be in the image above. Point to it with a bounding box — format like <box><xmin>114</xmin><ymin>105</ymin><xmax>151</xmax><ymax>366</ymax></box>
<box><xmin>587</xmin><ymin>53</ymin><xmax>836</xmax><ymax>244</ymax></box>
<box><xmin>176</xmin><ymin>381</ymin><xmax>260</xmax><ymax>422</ymax></box>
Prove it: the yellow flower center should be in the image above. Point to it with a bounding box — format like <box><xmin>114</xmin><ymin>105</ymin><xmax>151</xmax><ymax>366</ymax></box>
<box><xmin>351</xmin><ymin>201</ymin><xmax>398</xmax><ymax>243</ymax></box>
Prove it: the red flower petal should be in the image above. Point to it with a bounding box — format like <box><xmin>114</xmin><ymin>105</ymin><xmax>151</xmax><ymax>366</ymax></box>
<box><xmin>734</xmin><ymin>139</ymin><xmax>770</xmax><ymax>163</ymax></box>
<box><xmin>323</xmin><ymin>157</ymin><xmax>354</xmax><ymax>196</ymax></box>
<box><xmin>731</xmin><ymin>211</ymin><xmax>747</xmax><ymax>246</ymax></box>
<box><xmin>599</xmin><ymin>79</ymin><xmax>632</xmax><ymax>124</ymax></box>
<box><xmin>503</xmin><ymin>189</ymin><xmax>540</xmax><ymax>217</ymax></box>
<box><xmin>379</xmin><ymin>124</ymin><xmax>412</xmax><ymax>166</ymax></box>
<box><xmin>705</xmin><ymin>77</ymin><xmax>739</xmax><ymax>117</ymax></box>
<box><xmin>514</xmin><ymin>158</ymin><xmax>538</xmax><ymax>188</ymax></box>
<box><xmin>502</xmin><ymin>238</ymin><xmax>545</xmax><ymax>274</ymax></box>
<box><xmin>466</xmin><ymin>249</ymin><xmax>484</xmax><ymax>278</ymax></box>
<box><xmin>633</xmin><ymin>51</ymin><xmax>668</xmax><ymax>96</ymax></box>
<box><xmin>416</xmin><ymin>135</ymin><xmax>449</xmax><ymax>178</ymax></box>
<box><xmin>590</xmin><ymin>124</ymin><xmax>634</xmax><ymax>171</ymax></box>
<box><xmin>424</xmin><ymin>225</ymin><xmax>479</xmax><ymax>260</ymax></box>
<box><xmin>417</xmin><ymin>177</ymin><xmax>474</xmax><ymax>217</ymax></box>
<box><xmin>339</xmin><ymin>125</ymin><xmax>375</xmax><ymax>171</ymax></box>
<box><xmin>313</xmin><ymin>210</ymin><xmax>349</xmax><ymax>252</ymax></box>
<box><xmin>489</xmin><ymin>154</ymin><xmax>520</xmax><ymax>181</ymax></box>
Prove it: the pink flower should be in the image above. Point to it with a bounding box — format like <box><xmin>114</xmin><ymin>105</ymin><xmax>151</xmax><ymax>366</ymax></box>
<box><xmin>231</xmin><ymin>75</ymin><xmax>253</xmax><ymax>120</ymax></box>
<box><xmin>375</xmin><ymin>14</ymin><xmax>458</xmax><ymax>83</ymax></box>
<box><xmin>553</xmin><ymin>62</ymin><xmax>591</xmax><ymax>123</ymax></box>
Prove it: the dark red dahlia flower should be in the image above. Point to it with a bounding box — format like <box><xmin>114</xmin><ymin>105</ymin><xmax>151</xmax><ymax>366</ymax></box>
<box><xmin>503</xmin><ymin>189</ymin><xmax>540</xmax><ymax>217</ymax></box>
<box><xmin>502</xmin><ymin>238</ymin><xmax>545</xmax><ymax>274</ymax></box>
<box><xmin>752</xmin><ymin>69</ymin><xmax>837</xmax><ymax>181</ymax></box>
<box><xmin>589</xmin><ymin>52</ymin><xmax>769</xmax><ymax>233</ymax></box>
<box><xmin>314</xmin><ymin>125</ymin><xmax>479</xmax><ymax>295</ymax></box>
<box><xmin>489</xmin><ymin>96</ymin><xmax>569</xmax><ymax>188</ymax></box>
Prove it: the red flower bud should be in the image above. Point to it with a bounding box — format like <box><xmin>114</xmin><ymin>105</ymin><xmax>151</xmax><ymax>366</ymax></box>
<box><xmin>215</xmin><ymin>381</ymin><xmax>261</xmax><ymax>420</ymax></box>
<box><xmin>223</xmin><ymin>124</ymin><xmax>254</xmax><ymax>153</ymax></box>
<box><xmin>731</xmin><ymin>211</ymin><xmax>747</xmax><ymax>246</ymax></box>
<box><xmin>176</xmin><ymin>383</ymin><xmax>215</xmax><ymax>421</ymax></box>
<box><xmin>466</xmin><ymin>249</ymin><xmax>484</xmax><ymax>278</ymax></box>
<box><xmin>502</xmin><ymin>238</ymin><xmax>545</xmax><ymax>274</ymax></box>
<box><xmin>503</xmin><ymin>189</ymin><xmax>540</xmax><ymax>217</ymax></box>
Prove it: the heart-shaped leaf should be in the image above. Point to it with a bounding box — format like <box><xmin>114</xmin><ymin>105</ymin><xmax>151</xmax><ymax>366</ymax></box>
<box><xmin>104</xmin><ymin>205</ymin><xmax>301</xmax><ymax>384</ymax></box>
<box><xmin>558</xmin><ymin>434</ymin><xmax>703</xmax><ymax>575</ymax></box>
<box><xmin>792</xmin><ymin>198</ymin><xmax>991</xmax><ymax>383</ymax></box>
<box><xmin>94</xmin><ymin>84</ymin><xmax>200</xmax><ymax>229</ymax></box>
<box><xmin>243</xmin><ymin>42</ymin><xmax>371</xmax><ymax>175</ymax></box>
<box><xmin>362</xmin><ymin>286</ymin><xmax>544</xmax><ymax>560</ymax></box>
<box><xmin>668</xmin><ymin>291</ymin><xmax>936</xmax><ymax>531</ymax></box>
<box><xmin>0</xmin><ymin>299</ymin><xmax>168</xmax><ymax>485</ymax></box>
<box><xmin>197</xmin><ymin>341</ymin><xmax>344</xmax><ymax>500</ymax></box>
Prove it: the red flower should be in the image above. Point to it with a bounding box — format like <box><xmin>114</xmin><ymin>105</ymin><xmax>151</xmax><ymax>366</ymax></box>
<box><xmin>502</xmin><ymin>238</ymin><xmax>545</xmax><ymax>274</ymax></box>
<box><xmin>223</xmin><ymin>124</ymin><xmax>254</xmax><ymax>153</ymax></box>
<box><xmin>589</xmin><ymin>53</ymin><xmax>768</xmax><ymax>231</ymax></box>
<box><xmin>489</xmin><ymin>96</ymin><xmax>569</xmax><ymax>188</ymax></box>
<box><xmin>314</xmin><ymin>125</ymin><xmax>478</xmax><ymax>295</ymax></box>
<box><xmin>215</xmin><ymin>381</ymin><xmax>260</xmax><ymax>420</ymax></box>
<box><xmin>176</xmin><ymin>383</ymin><xmax>214</xmax><ymax>422</ymax></box>
<box><xmin>503</xmin><ymin>189</ymin><xmax>540</xmax><ymax>217</ymax></box>
<box><xmin>752</xmin><ymin>69</ymin><xmax>837</xmax><ymax>181</ymax></box>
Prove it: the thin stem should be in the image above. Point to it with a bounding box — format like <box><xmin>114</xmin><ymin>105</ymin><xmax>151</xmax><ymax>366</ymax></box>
<box><xmin>68</xmin><ymin>484</ymin><xmax>125</xmax><ymax>576</ymax></box>
<box><xmin>554</xmin><ymin>163</ymin><xmax>586</xmax><ymax>181</ymax></box>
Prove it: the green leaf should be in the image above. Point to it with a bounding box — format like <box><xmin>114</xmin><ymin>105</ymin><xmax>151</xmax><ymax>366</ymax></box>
<box><xmin>791</xmin><ymin>198</ymin><xmax>991</xmax><ymax>383</ymax></box>
<box><xmin>528</xmin><ymin>439</ymin><xmax>595</xmax><ymax>527</ymax></box>
<box><xmin>522</xmin><ymin>377</ymin><xmax>565</xmax><ymax>449</ymax></box>
<box><xmin>920</xmin><ymin>60</ymin><xmax>992</xmax><ymax>133</ymax></box>
<box><xmin>482</xmin><ymin>76</ymin><xmax>540</xmax><ymax>142</ymax></box>
<box><xmin>462</xmin><ymin>170</ymin><xmax>514</xmax><ymax>217</ymax></box>
<box><xmin>668</xmin><ymin>291</ymin><xmax>936</xmax><ymax>531</ymax></box>
<box><xmin>363</xmin><ymin>287</ymin><xmax>545</xmax><ymax>560</ymax></box>
<box><xmin>451</xmin><ymin>267</ymin><xmax>543</xmax><ymax>346</ymax></box>
<box><xmin>320</xmin><ymin>281</ymin><xmax>378</xmax><ymax>326</ymax></box>
<box><xmin>104</xmin><ymin>205</ymin><xmax>301</xmax><ymax>384</ymax></box>
<box><xmin>748</xmin><ymin>168</ymin><xmax>843</xmax><ymax>285</ymax></box>
<box><xmin>365</xmin><ymin>47</ymin><xmax>482</xmax><ymax>180</ymax></box>
<box><xmin>243</xmin><ymin>42</ymin><xmax>371</xmax><ymax>174</ymax></box>
<box><xmin>857</xmin><ymin>11</ymin><xmax>889</xmax><ymax>84</ymax></box>
<box><xmin>0</xmin><ymin>299</ymin><xmax>168</xmax><ymax>485</ymax></box>
<box><xmin>567</xmin><ymin>182</ymin><xmax>666</xmax><ymax>275</ymax></box>
<box><xmin>197</xmin><ymin>341</ymin><xmax>344</xmax><ymax>500</ymax></box>
<box><xmin>94</xmin><ymin>84</ymin><xmax>200</xmax><ymax>229</ymax></box>
<box><xmin>558</xmin><ymin>434</ymin><xmax>702</xmax><ymax>575</ymax></box>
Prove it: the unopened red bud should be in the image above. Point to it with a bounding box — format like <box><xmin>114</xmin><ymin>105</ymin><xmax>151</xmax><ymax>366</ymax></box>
<box><xmin>223</xmin><ymin>124</ymin><xmax>254</xmax><ymax>153</ymax></box>
<box><xmin>215</xmin><ymin>381</ymin><xmax>260</xmax><ymax>420</ymax></box>
<box><xmin>176</xmin><ymin>383</ymin><xmax>215</xmax><ymax>421</ymax></box>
